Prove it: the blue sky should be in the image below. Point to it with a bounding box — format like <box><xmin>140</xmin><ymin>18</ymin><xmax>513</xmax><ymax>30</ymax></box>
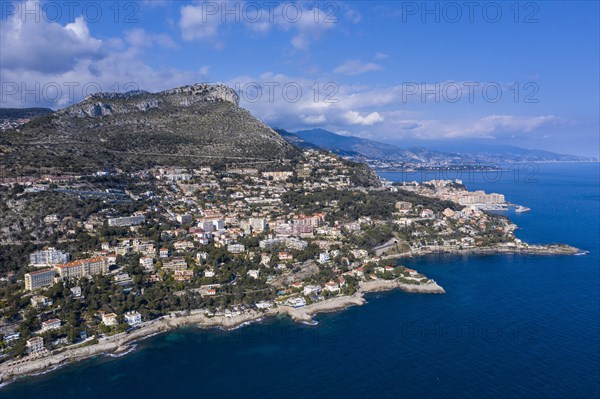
<box><xmin>1</xmin><ymin>1</ymin><xmax>598</xmax><ymax>156</ymax></box>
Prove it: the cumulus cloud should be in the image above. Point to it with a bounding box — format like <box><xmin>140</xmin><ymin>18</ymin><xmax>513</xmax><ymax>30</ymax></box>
<box><xmin>333</xmin><ymin>60</ymin><xmax>382</xmax><ymax>76</ymax></box>
<box><xmin>301</xmin><ymin>114</ymin><xmax>328</xmax><ymax>124</ymax></box>
<box><xmin>0</xmin><ymin>7</ymin><xmax>103</xmax><ymax>74</ymax></box>
<box><xmin>178</xmin><ymin>2</ymin><xmax>359</xmax><ymax>51</ymax></box>
<box><xmin>344</xmin><ymin>110</ymin><xmax>384</xmax><ymax>125</ymax></box>
<box><xmin>0</xmin><ymin>3</ymin><xmax>206</xmax><ymax>108</ymax></box>
<box><xmin>179</xmin><ymin>2</ymin><xmax>224</xmax><ymax>46</ymax></box>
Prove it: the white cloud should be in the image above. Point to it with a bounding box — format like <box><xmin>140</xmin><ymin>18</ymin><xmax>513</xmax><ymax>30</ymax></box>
<box><xmin>301</xmin><ymin>114</ymin><xmax>327</xmax><ymax>124</ymax></box>
<box><xmin>389</xmin><ymin>115</ymin><xmax>561</xmax><ymax>139</ymax></box>
<box><xmin>0</xmin><ymin>3</ymin><xmax>206</xmax><ymax>108</ymax></box>
<box><xmin>178</xmin><ymin>2</ymin><xmax>359</xmax><ymax>51</ymax></box>
<box><xmin>344</xmin><ymin>110</ymin><xmax>384</xmax><ymax>126</ymax></box>
<box><xmin>179</xmin><ymin>3</ymin><xmax>224</xmax><ymax>47</ymax></box>
<box><xmin>333</xmin><ymin>60</ymin><xmax>382</xmax><ymax>76</ymax></box>
<box><xmin>0</xmin><ymin>4</ymin><xmax>103</xmax><ymax>74</ymax></box>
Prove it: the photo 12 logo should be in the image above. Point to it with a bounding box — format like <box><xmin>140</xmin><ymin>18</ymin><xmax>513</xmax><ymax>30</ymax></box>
<box><xmin>400</xmin><ymin>1</ymin><xmax>539</xmax><ymax>23</ymax></box>
<box><xmin>189</xmin><ymin>1</ymin><xmax>339</xmax><ymax>24</ymax></box>
<box><xmin>233</xmin><ymin>81</ymin><xmax>339</xmax><ymax>104</ymax></box>
<box><xmin>1</xmin><ymin>1</ymin><xmax>139</xmax><ymax>23</ymax></box>
<box><xmin>400</xmin><ymin>81</ymin><xmax>539</xmax><ymax>104</ymax></box>
<box><xmin>1</xmin><ymin>81</ymin><xmax>140</xmax><ymax>105</ymax></box>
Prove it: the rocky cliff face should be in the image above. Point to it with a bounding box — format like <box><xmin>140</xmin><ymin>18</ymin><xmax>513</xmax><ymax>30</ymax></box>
<box><xmin>62</xmin><ymin>84</ymin><xmax>240</xmax><ymax>118</ymax></box>
<box><xmin>0</xmin><ymin>83</ymin><xmax>299</xmax><ymax>174</ymax></box>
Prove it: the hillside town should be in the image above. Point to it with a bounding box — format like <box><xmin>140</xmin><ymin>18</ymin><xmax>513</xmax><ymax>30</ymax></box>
<box><xmin>0</xmin><ymin>148</ymin><xmax>567</xmax><ymax>366</ymax></box>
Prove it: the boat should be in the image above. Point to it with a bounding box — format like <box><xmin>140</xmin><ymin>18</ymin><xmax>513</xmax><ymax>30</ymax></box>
<box><xmin>515</xmin><ymin>205</ymin><xmax>531</xmax><ymax>213</ymax></box>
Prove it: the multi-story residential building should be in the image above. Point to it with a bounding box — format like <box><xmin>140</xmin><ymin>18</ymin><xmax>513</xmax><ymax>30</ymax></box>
<box><xmin>159</xmin><ymin>248</ymin><xmax>170</xmax><ymax>258</ymax></box>
<box><xmin>174</xmin><ymin>241</ymin><xmax>195</xmax><ymax>251</ymax></box>
<box><xmin>108</xmin><ymin>215</ymin><xmax>145</xmax><ymax>227</ymax></box>
<box><xmin>29</xmin><ymin>247</ymin><xmax>70</xmax><ymax>266</ymax></box>
<box><xmin>285</xmin><ymin>238</ymin><xmax>309</xmax><ymax>250</ymax></box>
<box><xmin>295</xmin><ymin>213</ymin><xmax>326</xmax><ymax>227</ymax></box>
<box><xmin>249</xmin><ymin>217</ymin><xmax>267</xmax><ymax>232</ymax></box>
<box><xmin>54</xmin><ymin>257</ymin><xmax>108</xmax><ymax>280</ymax></box>
<box><xmin>162</xmin><ymin>257</ymin><xmax>187</xmax><ymax>272</ymax></box>
<box><xmin>30</xmin><ymin>295</ymin><xmax>52</xmax><ymax>308</ymax></box>
<box><xmin>176</xmin><ymin>214</ymin><xmax>192</xmax><ymax>225</ymax></box>
<box><xmin>41</xmin><ymin>318</ymin><xmax>61</xmax><ymax>332</ymax></box>
<box><xmin>139</xmin><ymin>256</ymin><xmax>154</xmax><ymax>271</ymax></box>
<box><xmin>278</xmin><ymin>252</ymin><xmax>294</xmax><ymax>261</ymax></box>
<box><xmin>27</xmin><ymin>337</ymin><xmax>45</xmax><ymax>354</ymax></box>
<box><xmin>261</xmin><ymin>171</ymin><xmax>293</xmax><ymax>181</ymax></box>
<box><xmin>455</xmin><ymin>191</ymin><xmax>505</xmax><ymax>206</ymax></box>
<box><xmin>114</xmin><ymin>239</ymin><xmax>155</xmax><ymax>256</ymax></box>
<box><xmin>212</xmin><ymin>219</ymin><xmax>225</xmax><ymax>230</ymax></box>
<box><xmin>174</xmin><ymin>270</ymin><xmax>194</xmax><ymax>282</ymax></box>
<box><xmin>25</xmin><ymin>269</ymin><xmax>56</xmax><ymax>291</ymax></box>
<box><xmin>227</xmin><ymin>243</ymin><xmax>245</xmax><ymax>254</ymax></box>
<box><xmin>318</xmin><ymin>252</ymin><xmax>331</xmax><ymax>264</ymax></box>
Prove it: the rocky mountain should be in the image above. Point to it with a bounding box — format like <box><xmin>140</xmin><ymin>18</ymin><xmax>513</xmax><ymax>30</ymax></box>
<box><xmin>0</xmin><ymin>84</ymin><xmax>299</xmax><ymax>175</ymax></box>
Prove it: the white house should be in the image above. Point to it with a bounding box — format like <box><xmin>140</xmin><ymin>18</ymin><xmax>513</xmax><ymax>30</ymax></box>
<box><xmin>41</xmin><ymin>318</ymin><xmax>61</xmax><ymax>332</ymax></box>
<box><xmin>318</xmin><ymin>252</ymin><xmax>330</xmax><ymax>264</ymax></box>
<box><xmin>255</xmin><ymin>301</ymin><xmax>273</xmax><ymax>309</ymax></box>
<box><xmin>102</xmin><ymin>313</ymin><xmax>118</xmax><ymax>326</ymax></box>
<box><xmin>139</xmin><ymin>256</ymin><xmax>154</xmax><ymax>271</ymax></box>
<box><xmin>228</xmin><ymin>243</ymin><xmax>245</xmax><ymax>254</ymax></box>
<box><xmin>286</xmin><ymin>297</ymin><xmax>306</xmax><ymax>308</ymax></box>
<box><xmin>159</xmin><ymin>248</ymin><xmax>170</xmax><ymax>258</ymax></box>
<box><xmin>124</xmin><ymin>311</ymin><xmax>142</xmax><ymax>326</ymax></box>
<box><xmin>204</xmin><ymin>269</ymin><xmax>215</xmax><ymax>278</ymax></box>
<box><xmin>324</xmin><ymin>280</ymin><xmax>340</xmax><ymax>293</ymax></box>
<box><xmin>70</xmin><ymin>286</ymin><xmax>82</xmax><ymax>298</ymax></box>
<box><xmin>303</xmin><ymin>285</ymin><xmax>321</xmax><ymax>296</ymax></box>
<box><xmin>248</xmin><ymin>269</ymin><xmax>260</xmax><ymax>279</ymax></box>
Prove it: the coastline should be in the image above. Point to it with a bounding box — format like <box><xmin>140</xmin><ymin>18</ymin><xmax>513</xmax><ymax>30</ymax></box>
<box><xmin>0</xmin><ymin>244</ymin><xmax>580</xmax><ymax>386</ymax></box>
<box><xmin>0</xmin><ymin>278</ymin><xmax>444</xmax><ymax>386</ymax></box>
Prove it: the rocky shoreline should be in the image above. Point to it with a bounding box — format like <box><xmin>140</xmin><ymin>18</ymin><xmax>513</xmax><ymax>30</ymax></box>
<box><xmin>382</xmin><ymin>243</ymin><xmax>584</xmax><ymax>260</ymax></box>
<box><xmin>0</xmin><ymin>278</ymin><xmax>444</xmax><ymax>386</ymax></box>
<box><xmin>0</xmin><ymin>243</ymin><xmax>582</xmax><ymax>386</ymax></box>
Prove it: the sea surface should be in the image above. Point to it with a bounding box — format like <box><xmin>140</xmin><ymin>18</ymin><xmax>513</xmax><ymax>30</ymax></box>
<box><xmin>3</xmin><ymin>163</ymin><xmax>599</xmax><ymax>399</ymax></box>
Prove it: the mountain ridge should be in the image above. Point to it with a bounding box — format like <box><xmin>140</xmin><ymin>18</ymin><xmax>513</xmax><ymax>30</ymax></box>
<box><xmin>281</xmin><ymin>128</ymin><xmax>597</xmax><ymax>164</ymax></box>
<box><xmin>0</xmin><ymin>84</ymin><xmax>299</xmax><ymax>176</ymax></box>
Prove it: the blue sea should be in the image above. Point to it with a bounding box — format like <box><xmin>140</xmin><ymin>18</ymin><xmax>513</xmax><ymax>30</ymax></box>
<box><xmin>3</xmin><ymin>163</ymin><xmax>599</xmax><ymax>399</ymax></box>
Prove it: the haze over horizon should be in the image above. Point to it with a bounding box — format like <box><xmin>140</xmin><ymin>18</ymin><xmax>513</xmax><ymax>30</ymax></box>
<box><xmin>1</xmin><ymin>1</ymin><xmax>598</xmax><ymax>157</ymax></box>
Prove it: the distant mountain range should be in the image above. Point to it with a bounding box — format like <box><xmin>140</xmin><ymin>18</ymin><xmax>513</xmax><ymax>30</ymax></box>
<box><xmin>277</xmin><ymin>128</ymin><xmax>597</xmax><ymax>165</ymax></box>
